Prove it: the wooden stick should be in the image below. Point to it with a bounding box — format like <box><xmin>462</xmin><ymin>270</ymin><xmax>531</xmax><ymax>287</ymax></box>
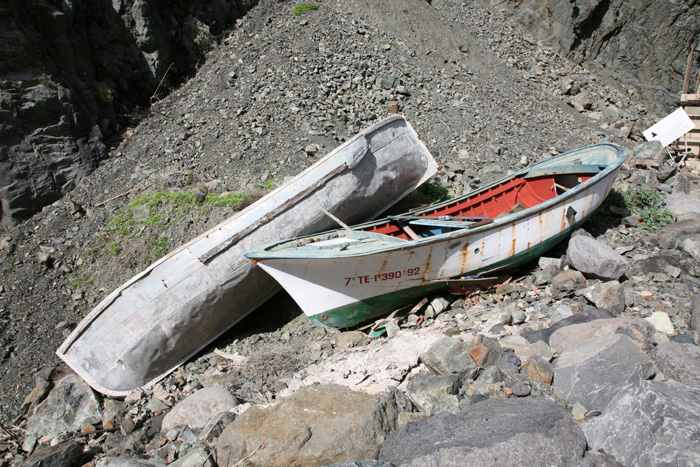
<box><xmin>319</xmin><ymin>207</ymin><xmax>351</xmax><ymax>231</ymax></box>
<box><xmin>95</xmin><ymin>182</ymin><xmax>151</xmax><ymax>207</ymax></box>
<box><xmin>213</xmin><ymin>348</ymin><xmax>247</xmax><ymax>364</ymax></box>
<box><xmin>401</xmin><ymin>224</ymin><xmax>421</xmax><ymax>241</ymax></box>
<box><xmin>683</xmin><ymin>46</ymin><xmax>694</xmax><ymax>95</ymax></box>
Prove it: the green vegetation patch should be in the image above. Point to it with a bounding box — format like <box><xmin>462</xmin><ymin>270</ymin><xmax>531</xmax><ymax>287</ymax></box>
<box><xmin>95</xmin><ymin>81</ymin><xmax>115</xmax><ymax>104</ymax></box>
<box><xmin>603</xmin><ymin>187</ymin><xmax>675</xmax><ymax>232</ymax></box>
<box><xmin>294</xmin><ymin>3</ymin><xmax>318</xmax><ymax>15</ymax></box>
<box><xmin>70</xmin><ymin>274</ymin><xmax>94</xmax><ymax>290</ymax></box>
<box><xmin>417</xmin><ymin>180</ymin><xmax>451</xmax><ymax>204</ymax></box>
<box><xmin>99</xmin><ymin>189</ymin><xmax>262</xmax><ymax>264</ymax></box>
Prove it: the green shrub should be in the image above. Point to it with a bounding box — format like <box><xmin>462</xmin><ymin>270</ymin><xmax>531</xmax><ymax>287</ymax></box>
<box><xmin>417</xmin><ymin>180</ymin><xmax>450</xmax><ymax>204</ymax></box>
<box><xmin>620</xmin><ymin>187</ymin><xmax>675</xmax><ymax>232</ymax></box>
<box><xmin>294</xmin><ymin>3</ymin><xmax>318</xmax><ymax>15</ymax></box>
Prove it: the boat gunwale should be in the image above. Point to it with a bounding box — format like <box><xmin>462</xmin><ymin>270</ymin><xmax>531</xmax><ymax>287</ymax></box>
<box><xmin>247</xmin><ymin>143</ymin><xmax>628</xmax><ymax>260</ymax></box>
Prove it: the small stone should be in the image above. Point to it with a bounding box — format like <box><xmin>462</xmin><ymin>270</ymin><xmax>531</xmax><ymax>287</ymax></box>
<box><xmin>511</xmin><ymin>309</ymin><xmax>526</xmax><ymax>325</ymax></box>
<box><xmin>68</xmin><ymin>200</ymin><xmax>85</xmax><ymax>215</ymax></box>
<box><xmin>652</xmin><ymin>331</ymin><xmax>670</xmax><ymax>344</ymax></box>
<box><xmin>571</xmin><ymin>402</ymin><xmax>587</xmax><ymax>421</ymax></box>
<box><xmin>551</xmin><ymin>270</ymin><xmax>588</xmax><ymax>298</ymax></box>
<box><xmin>22</xmin><ymin>434</ymin><xmax>37</xmax><ymax>454</ymax></box>
<box><xmin>420</xmin><ymin>337</ymin><xmax>478</xmax><ymax>378</ymax></box>
<box><xmin>125</xmin><ymin>388</ymin><xmax>145</xmax><ymax>404</ymax></box>
<box><xmin>179</xmin><ymin>429</ymin><xmax>198</xmax><ymax>445</ymax></box>
<box><xmin>507</xmin><ymin>379</ymin><xmax>531</xmax><ymax>397</ymax></box>
<box><xmin>36</xmin><ymin>250</ymin><xmax>52</xmax><ymax>266</ymax></box>
<box><xmin>523</xmin><ymin>356</ymin><xmax>554</xmax><ymax>386</ymax></box>
<box><xmin>385</xmin><ymin>100</ymin><xmax>399</xmax><ymax>113</ymax></box>
<box><xmin>578</xmin><ymin>280</ymin><xmax>626</xmax><ymax>314</ymax></box>
<box><xmin>429</xmin><ymin>296</ymin><xmax>450</xmax><ymax>315</ymax></box>
<box><xmin>336</xmin><ymin>331</ymin><xmax>368</xmax><ymax>349</ymax></box>
<box><xmin>162</xmin><ymin>387</ymin><xmax>237</xmax><ymax>431</ymax></box>
<box><xmin>645</xmin><ymin>311</ymin><xmax>675</xmax><ymax>335</ymax></box>
<box><xmin>469</xmin><ymin>338</ymin><xmax>504</xmax><ymax>368</ymax></box>
<box><xmin>538</xmin><ymin>256</ymin><xmax>564</xmax><ymax>269</ymax></box>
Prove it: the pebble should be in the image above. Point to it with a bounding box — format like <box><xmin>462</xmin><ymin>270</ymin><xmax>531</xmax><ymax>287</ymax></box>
<box><xmin>646</xmin><ymin>311</ymin><xmax>675</xmax><ymax>335</ymax></box>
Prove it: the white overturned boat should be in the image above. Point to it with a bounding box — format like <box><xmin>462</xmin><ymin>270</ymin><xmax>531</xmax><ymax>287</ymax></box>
<box><xmin>245</xmin><ymin>143</ymin><xmax>628</xmax><ymax>329</ymax></box>
<box><xmin>57</xmin><ymin>115</ymin><xmax>437</xmax><ymax>396</ymax></box>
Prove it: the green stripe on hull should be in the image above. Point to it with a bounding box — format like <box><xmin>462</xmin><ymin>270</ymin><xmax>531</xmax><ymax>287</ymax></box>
<box><xmin>308</xmin><ymin>216</ymin><xmax>591</xmax><ymax>329</ymax></box>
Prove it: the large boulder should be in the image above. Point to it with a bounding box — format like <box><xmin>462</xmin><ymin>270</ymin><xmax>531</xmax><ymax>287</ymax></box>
<box><xmin>520</xmin><ymin>306</ymin><xmax>613</xmax><ymax>344</ymax></box>
<box><xmin>654</xmin><ymin>219</ymin><xmax>700</xmax><ymax>250</ymax></box>
<box><xmin>650</xmin><ymin>342</ymin><xmax>700</xmax><ymax>386</ymax></box>
<box><xmin>583</xmin><ymin>380</ymin><xmax>700</xmax><ymax>466</ymax></box>
<box><xmin>566</xmin><ymin>236</ymin><xmax>629</xmax><ymax>281</ymax></box>
<box><xmin>216</xmin><ymin>384</ymin><xmax>401</xmax><ymax>467</ymax></box>
<box><xmin>552</xmin><ymin>334</ymin><xmax>656</xmax><ymax>412</ymax></box>
<box><xmin>161</xmin><ymin>387</ymin><xmax>237</xmax><ymax>431</ymax></box>
<box><xmin>20</xmin><ymin>440</ymin><xmax>84</xmax><ymax>467</ymax></box>
<box><xmin>549</xmin><ymin>317</ymin><xmax>655</xmax><ymax>353</ymax></box>
<box><xmin>26</xmin><ymin>373</ymin><xmax>102</xmax><ymax>438</ymax></box>
<box><xmin>419</xmin><ymin>336</ymin><xmax>478</xmax><ymax>379</ymax></box>
<box><xmin>379</xmin><ymin>398</ymin><xmax>586</xmax><ymax>466</ymax></box>
<box><xmin>665</xmin><ymin>193</ymin><xmax>700</xmax><ymax>216</ymax></box>
<box><xmin>577</xmin><ymin>281</ymin><xmax>625</xmax><ymax>315</ymax></box>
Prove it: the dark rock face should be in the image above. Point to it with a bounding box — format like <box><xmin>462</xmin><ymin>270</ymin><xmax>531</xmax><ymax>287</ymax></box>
<box><xmin>0</xmin><ymin>0</ymin><xmax>257</xmax><ymax>225</ymax></box>
<box><xmin>379</xmin><ymin>398</ymin><xmax>586</xmax><ymax>466</ymax></box>
<box><xmin>582</xmin><ymin>380</ymin><xmax>700</xmax><ymax>466</ymax></box>
<box><xmin>491</xmin><ymin>0</ymin><xmax>700</xmax><ymax>110</ymax></box>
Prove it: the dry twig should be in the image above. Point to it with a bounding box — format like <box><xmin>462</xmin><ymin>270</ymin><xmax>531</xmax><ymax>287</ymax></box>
<box><xmin>213</xmin><ymin>348</ymin><xmax>247</xmax><ymax>365</ymax></box>
<box><xmin>151</xmin><ymin>63</ymin><xmax>174</xmax><ymax>104</ymax></box>
<box><xmin>95</xmin><ymin>182</ymin><xmax>152</xmax><ymax>207</ymax></box>
<box><xmin>232</xmin><ymin>441</ymin><xmax>266</xmax><ymax>467</ymax></box>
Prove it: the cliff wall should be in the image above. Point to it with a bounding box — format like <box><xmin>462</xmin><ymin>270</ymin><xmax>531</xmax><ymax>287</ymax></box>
<box><xmin>490</xmin><ymin>0</ymin><xmax>700</xmax><ymax>108</ymax></box>
<box><xmin>0</xmin><ymin>0</ymin><xmax>256</xmax><ymax>225</ymax></box>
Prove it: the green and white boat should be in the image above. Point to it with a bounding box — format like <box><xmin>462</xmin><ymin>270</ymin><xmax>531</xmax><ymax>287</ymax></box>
<box><xmin>245</xmin><ymin>143</ymin><xmax>628</xmax><ymax>329</ymax></box>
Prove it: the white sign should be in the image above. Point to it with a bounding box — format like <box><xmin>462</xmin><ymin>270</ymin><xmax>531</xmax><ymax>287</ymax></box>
<box><xmin>643</xmin><ymin>107</ymin><xmax>695</xmax><ymax>147</ymax></box>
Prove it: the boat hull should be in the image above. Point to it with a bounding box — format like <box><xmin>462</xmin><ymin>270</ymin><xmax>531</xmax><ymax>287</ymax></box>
<box><xmin>57</xmin><ymin>115</ymin><xmax>437</xmax><ymax>396</ymax></box>
<box><xmin>249</xmin><ymin>143</ymin><xmax>628</xmax><ymax>328</ymax></box>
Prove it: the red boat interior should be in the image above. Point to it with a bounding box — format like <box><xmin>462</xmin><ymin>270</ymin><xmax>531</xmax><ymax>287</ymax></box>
<box><xmin>360</xmin><ymin>171</ymin><xmax>597</xmax><ymax>240</ymax></box>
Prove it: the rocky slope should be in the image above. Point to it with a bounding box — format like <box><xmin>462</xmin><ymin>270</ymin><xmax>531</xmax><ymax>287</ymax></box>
<box><xmin>1</xmin><ymin>0</ymin><xmax>700</xmax><ymax>465</ymax></box>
